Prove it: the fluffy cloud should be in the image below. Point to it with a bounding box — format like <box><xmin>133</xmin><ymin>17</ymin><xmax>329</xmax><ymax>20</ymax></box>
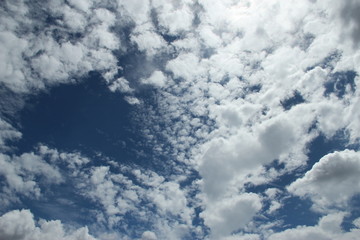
<box><xmin>0</xmin><ymin>144</ymin><xmax>197</xmax><ymax>239</ymax></box>
<box><xmin>141</xmin><ymin>71</ymin><xmax>168</xmax><ymax>88</ymax></box>
<box><xmin>0</xmin><ymin>118</ymin><xmax>21</xmax><ymax>150</ymax></box>
<box><xmin>131</xmin><ymin>24</ymin><xmax>168</xmax><ymax>57</ymax></box>
<box><xmin>0</xmin><ymin>0</ymin><xmax>121</xmax><ymax>95</ymax></box>
<box><xmin>152</xmin><ymin>0</ymin><xmax>195</xmax><ymax>36</ymax></box>
<box><xmin>80</xmin><ymin>165</ymin><xmax>195</xmax><ymax>238</ymax></box>
<box><xmin>268</xmin><ymin>212</ymin><xmax>360</xmax><ymax>240</ymax></box>
<box><xmin>141</xmin><ymin>231</ymin><xmax>157</xmax><ymax>240</ymax></box>
<box><xmin>1</xmin><ymin>0</ymin><xmax>360</xmax><ymax>239</ymax></box>
<box><xmin>200</xmin><ymin>193</ymin><xmax>262</xmax><ymax>239</ymax></box>
<box><xmin>137</xmin><ymin>0</ymin><xmax>360</xmax><ymax>238</ymax></box>
<box><xmin>0</xmin><ymin>209</ymin><xmax>97</xmax><ymax>240</ymax></box>
<box><xmin>288</xmin><ymin>150</ymin><xmax>360</xmax><ymax>211</ymax></box>
<box><xmin>0</xmin><ymin>144</ymin><xmax>93</xmax><ymax>206</ymax></box>
<box><xmin>0</xmin><ymin>151</ymin><xmax>63</xmax><ymax>203</ymax></box>
<box><xmin>109</xmin><ymin>77</ymin><xmax>134</xmax><ymax>93</ymax></box>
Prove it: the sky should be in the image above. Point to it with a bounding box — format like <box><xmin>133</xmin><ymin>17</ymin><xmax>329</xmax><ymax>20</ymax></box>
<box><xmin>1</xmin><ymin>0</ymin><xmax>360</xmax><ymax>239</ymax></box>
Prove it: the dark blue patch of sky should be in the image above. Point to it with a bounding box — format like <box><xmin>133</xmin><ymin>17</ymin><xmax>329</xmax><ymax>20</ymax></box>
<box><xmin>16</xmin><ymin>72</ymin><xmax>152</xmax><ymax>168</ymax></box>
<box><xmin>324</xmin><ymin>71</ymin><xmax>357</xmax><ymax>98</ymax></box>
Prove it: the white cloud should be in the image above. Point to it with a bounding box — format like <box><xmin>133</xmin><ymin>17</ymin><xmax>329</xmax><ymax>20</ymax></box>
<box><xmin>119</xmin><ymin>0</ymin><xmax>151</xmax><ymax>25</ymax></box>
<box><xmin>124</xmin><ymin>96</ymin><xmax>141</xmax><ymax>105</ymax></box>
<box><xmin>0</xmin><ymin>0</ymin><xmax>121</xmax><ymax>95</ymax></box>
<box><xmin>137</xmin><ymin>1</ymin><xmax>360</xmax><ymax>238</ymax></box>
<box><xmin>0</xmin><ymin>145</ymin><xmax>92</xmax><ymax>206</ymax></box>
<box><xmin>0</xmin><ymin>209</ymin><xmax>97</xmax><ymax>240</ymax></box>
<box><xmin>0</xmin><ymin>152</ymin><xmax>63</xmax><ymax>202</ymax></box>
<box><xmin>200</xmin><ymin>193</ymin><xmax>262</xmax><ymax>239</ymax></box>
<box><xmin>166</xmin><ymin>52</ymin><xmax>206</xmax><ymax>82</ymax></box>
<box><xmin>221</xmin><ymin>234</ymin><xmax>260</xmax><ymax>240</ymax></box>
<box><xmin>68</xmin><ymin>0</ymin><xmax>92</xmax><ymax>13</ymax></box>
<box><xmin>141</xmin><ymin>231</ymin><xmax>157</xmax><ymax>240</ymax></box>
<box><xmin>109</xmin><ymin>77</ymin><xmax>134</xmax><ymax>93</ymax></box>
<box><xmin>131</xmin><ymin>24</ymin><xmax>168</xmax><ymax>57</ymax></box>
<box><xmin>1</xmin><ymin>0</ymin><xmax>360</xmax><ymax>239</ymax></box>
<box><xmin>268</xmin><ymin>212</ymin><xmax>360</xmax><ymax>240</ymax></box>
<box><xmin>0</xmin><ymin>118</ymin><xmax>22</xmax><ymax>150</ymax></box>
<box><xmin>152</xmin><ymin>0</ymin><xmax>194</xmax><ymax>36</ymax></box>
<box><xmin>62</xmin><ymin>5</ymin><xmax>87</xmax><ymax>31</ymax></box>
<box><xmin>141</xmin><ymin>71</ymin><xmax>168</xmax><ymax>88</ymax></box>
<box><xmin>0</xmin><ymin>31</ymin><xmax>31</xmax><ymax>93</ymax></box>
<box><xmin>288</xmin><ymin>150</ymin><xmax>360</xmax><ymax>211</ymax></box>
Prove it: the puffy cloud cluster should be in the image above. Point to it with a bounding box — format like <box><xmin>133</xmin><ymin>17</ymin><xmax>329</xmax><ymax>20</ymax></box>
<box><xmin>0</xmin><ymin>145</ymin><xmax>89</xmax><ymax>206</ymax></box>
<box><xmin>1</xmin><ymin>0</ymin><xmax>360</xmax><ymax>239</ymax></box>
<box><xmin>0</xmin><ymin>209</ymin><xmax>97</xmax><ymax>240</ymax></box>
<box><xmin>136</xmin><ymin>0</ymin><xmax>360</xmax><ymax>238</ymax></box>
<box><xmin>0</xmin><ymin>0</ymin><xmax>121</xmax><ymax>95</ymax></box>
<box><xmin>0</xmin><ymin>145</ymin><xmax>198</xmax><ymax>239</ymax></box>
<box><xmin>80</xmin><ymin>165</ymin><xmax>196</xmax><ymax>239</ymax></box>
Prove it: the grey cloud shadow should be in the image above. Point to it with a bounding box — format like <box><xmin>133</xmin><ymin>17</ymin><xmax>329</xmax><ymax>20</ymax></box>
<box><xmin>341</xmin><ymin>0</ymin><xmax>360</xmax><ymax>48</ymax></box>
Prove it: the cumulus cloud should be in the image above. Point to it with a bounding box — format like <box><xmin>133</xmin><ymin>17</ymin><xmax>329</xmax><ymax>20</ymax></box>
<box><xmin>141</xmin><ymin>70</ymin><xmax>168</xmax><ymax>88</ymax></box>
<box><xmin>268</xmin><ymin>212</ymin><xmax>360</xmax><ymax>240</ymax></box>
<box><xmin>136</xmin><ymin>0</ymin><xmax>360</xmax><ymax>238</ymax></box>
<box><xmin>0</xmin><ymin>143</ymin><xmax>197</xmax><ymax>239</ymax></box>
<box><xmin>0</xmin><ymin>151</ymin><xmax>63</xmax><ymax>203</ymax></box>
<box><xmin>79</xmin><ymin>164</ymin><xmax>195</xmax><ymax>238</ymax></box>
<box><xmin>0</xmin><ymin>144</ymin><xmax>93</xmax><ymax>206</ymax></box>
<box><xmin>109</xmin><ymin>77</ymin><xmax>134</xmax><ymax>93</ymax></box>
<box><xmin>131</xmin><ymin>24</ymin><xmax>168</xmax><ymax>57</ymax></box>
<box><xmin>0</xmin><ymin>118</ymin><xmax>21</xmax><ymax>150</ymax></box>
<box><xmin>1</xmin><ymin>0</ymin><xmax>360</xmax><ymax>239</ymax></box>
<box><xmin>200</xmin><ymin>193</ymin><xmax>262</xmax><ymax>239</ymax></box>
<box><xmin>288</xmin><ymin>150</ymin><xmax>360</xmax><ymax>211</ymax></box>
<box><xmin>0</xmin><ymin>0</ymin><xmax>121</xmax><ymax>95</ymax></box>
<box><xmin>0</xmin><ymin>209</ymin><xmax>97</xmax><ymax>240</ymax></box>
<box><xmin>141</xmin><ymin>231</ymin><xmax>157</xmax><ymax>240</ymax></box>
<box><xmin>152</xmin><ymin>0</ymin><xmax>195</xmax><ymax>36</ymax></box>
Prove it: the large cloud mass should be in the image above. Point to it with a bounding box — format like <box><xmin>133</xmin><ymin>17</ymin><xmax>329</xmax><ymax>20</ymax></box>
<box><xmin>1</xmin><ymin>0</ymin><xmax>360</xmax><ymax>239</ymax></box>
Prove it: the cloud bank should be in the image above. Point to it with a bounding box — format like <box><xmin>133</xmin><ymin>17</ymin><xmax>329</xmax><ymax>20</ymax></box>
<box><xmin>1</xmin><ymin>0</ymin><xmax>360</xmax><ymax>239</ymax></box>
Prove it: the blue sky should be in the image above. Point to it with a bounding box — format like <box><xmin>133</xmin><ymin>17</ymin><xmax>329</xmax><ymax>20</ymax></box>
<box><xmin>1</xmin><ymin>0</ymin><xmax>360</xmax><ymax>240</ymax></box>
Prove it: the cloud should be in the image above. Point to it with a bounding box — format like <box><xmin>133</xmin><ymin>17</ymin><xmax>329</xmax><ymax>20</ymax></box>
<box><xmin>288</xmin><ymin>150</ymin><xmax>360</xmax><ymax>211</ymax></box>
<box><xmin>119</xmin><ymin>0</ymin><xmax>151</xmax><ymax>25</ymax></box>
<box><xmin>141</xmin><ymin>231</ymin><xmax>157</xmax><ymax>240</ymax></box>
<box><xmin>138</xmin><ymin>0</ymin><xmax>360</xmax><ymax>237</ymax></box>
<box><xmin>0</xmin><ymin>145</ymin><xmax>92</xmax><ymax>206</ymax></box>
<box><xmin>131</xmin><ymin>24</ymin><xmax>168</xmax><ymax>57</ymax></box>
<box><xmin>0</xmin><ymin>151</ymin><xmax>63</xmax><ymax>203</ymax></box>
<box><xmin>340</xmin><ymin>0</ymin><xmax>360</xmax><ymax>47</ymax></box>
<box><xmin>0</xmin><ymin>0</ymin><xmax>121</xmax><ymax>95</ymax></box>
<box><xmin>0</xmin><ymin>144</ymin><xmax>197</xmax><ymax>238</ymax></box>
<box><xmin>141</xmin><ymin>70</ymin><xmax>168</xmax><ymax>88</ymax></box>
<box><xmin>0</xmin><ymin>209</ymin><xmax>97</xmax><ymax>240</ymax></box>
<box><xmin>124</xmin><ymin>96</ymin><xmax>141</xmax><ymax>105</ymax></box>
<box><xmin>268</xmin><ymin>212</ymin><xmax>360</xmax><ymax>240</ymax></box>
<box><xmin>152</xmin><ymin>0</ymin><xmax>195</xmax><ymax>36</ymax></box>
<box><xmin>79</xmin><ymin>165</ymin><xmax>195</xmax><ymax>238</ymax></box>
<box><xmin>1</xmin><ymin>0</ymin><xmax>360</xmax><ymax>239</ymax></box>
<box><xmin>0</xmin><ymin>118</ymin><xmax>22</xmax><ymax>150</ymax></box>
<box><xmin>109</xmin><ymin>77</ymin><xmax>134</xmax><ymax>93</ymax></box>
<box><xmin>200</xmin><ymin>193</ymin><xmax>262</xmax><ymax>239</ymax></box>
